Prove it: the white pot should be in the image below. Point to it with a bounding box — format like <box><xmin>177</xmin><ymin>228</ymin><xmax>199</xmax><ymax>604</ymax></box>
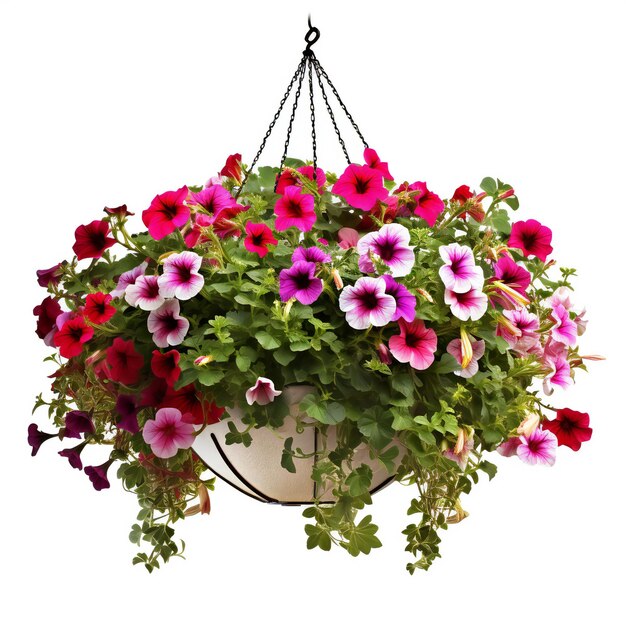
<box><xmin>192</xmin><ymin>385</ymin><xmax>399</xmax><ymax>505</ymax></box>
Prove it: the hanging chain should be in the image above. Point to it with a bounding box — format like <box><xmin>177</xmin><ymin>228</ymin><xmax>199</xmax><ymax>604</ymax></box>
<box><xmin>238</xmin><ymin>16</ymin><xmax>370</xmax><ymax>196</ymax></box>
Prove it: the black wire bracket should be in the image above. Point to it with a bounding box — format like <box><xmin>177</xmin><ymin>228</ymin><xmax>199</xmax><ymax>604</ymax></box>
<box><xmin>236</xmin><ymin>16</ymin><xmax>369</xmax><ymax>197</ymax></box>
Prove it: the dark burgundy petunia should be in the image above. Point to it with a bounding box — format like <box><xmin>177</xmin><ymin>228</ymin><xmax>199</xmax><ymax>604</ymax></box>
<box><xmin>58</xmin><ymin>440</ymin><xmax>88</xmax><ymax>470</ymax></box>
<box><xmin>163</xmin><ymin>384</ymin><xmax>224</xmax><ymax>425</ymax></box>
<box><xmin>34</xmin><ymin>296</ymin><xmax>62</xmax><ymax>344</ymax></box>
<box><xmin>219</xmin><ymin>153</ymin><xmax>243</xmax><ymax>183</ymax></box>
<box><xmin>542</xmin><ymin>408</ymin><xmax>592</xmax><ymax>451</ymax></box>
<box><xmin>140</xmin><ymin>377</ymin><xmax>169</xmax><ymax>408</ymax></box>
<box><xmin>84</xmin><ymin>459</ymin><xmax>114</xmax><ymax>491</ymax></box>
<box><xmin>104</xmin><ymin>204</ymin><xmax>134</xmax><ymax>217</ymax></box>
<box><xmin>64</xmin><ymin>410</ymin><xmax>95</xmax><ymax>439</ymax></box>
<box><xmin>105</xmin><ymin>337</ymin><xmax>145</xmax><ymax>386</ymax></box>
<box><xmin>53</xmin><ymin>316</ymin><xmax>94</xmax><ymax>358</ymax></box>
<box><xmin>115</xmin><ymin>394</ymin><xmax>141</xmax><ymax>434</ymax></box>
<box><xmin>72</xmin><ymin>220</ymin><xmax>116</xmax><ymax>260</ymax></box>
<box><xmin>150</xmin><ymin>349</ymin><xmax>182</xmax><ymax>387</ymax></box>
<box><xmin>84</xmin><ymin>292</ymin><xmax>116</xmax><ymax>324</ymax></box>
<box><xmin>36</xmin><ymin>262</ymin><xmax>64</xmax><ymax>287</ymax></box>
<box><xmin>27</xmin><ymin>423</ymin><xmax>58</xmax><ymax>456</ymax></box>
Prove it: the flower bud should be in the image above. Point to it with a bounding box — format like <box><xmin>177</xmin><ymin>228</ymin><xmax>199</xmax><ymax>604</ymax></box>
<box><xmin>498</xmin><ymin>188</ymin><xmax>515</xmax><ymax>200</ymax></box>
<box><xmin>377</xmin><ymin>343</ymin><xmax>392</xmax><ymax>365</ymax></box>
<box><xmin>194</xmin><ymin>355</ymin><xmax>214</xmax><ymax>366</ymax></box>
<box><xmin>517</xmin><ymin>412</ymin><xmax>541</xmax><ymax>437</ymax></box>
<box><xmin>331</xmin><ymin>268</ymin><xmax>343</xmax><ymax>290</ymax></box>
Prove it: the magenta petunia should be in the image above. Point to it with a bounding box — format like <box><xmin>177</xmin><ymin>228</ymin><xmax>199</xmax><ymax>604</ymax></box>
<box><xmin>211</xmin><ymin>204</ymin><xmax>248</xmax><ymax>239</ymax></box>
<box><xmin>276</xmin><ymin>166</ymin><xmax>327</xmax><ymax>195</ymax></box>
<box><xmin>279</xmin><ymin>261</ymin><xmax>324</xmax><ymax>305</ymax></box>
<box><xmin>508</xmin><ymin>219</ymin><xmax>553</xmax><ymax>262</ymax></box>
<box><xmin>110</xmin><ymin>261</ymin><xmax>148</xmax><ymax>298</ymax></box>
<box><xmin>115</xmin><ymin>394</ymin><xmax>141</xmax><ymax>434</ymax></box>
<box><xmin>147</xmin><ymin>300</ymin><xmax>190</xmax><ymax>348</ymax></box>
<box><xmin>64</xmin><ymin>410</ymin><xmax>95</xmax><ymax>439</ymax></box>
<box><xmin>244</xmin><ymin>222</ymin><xmax>277</xmax><ymax>258</ymax></box>
<box><xmin>245</xmin><ymin>377</ymin><xmax>283</xmax><ymax>406</ymax></box>
<box><xmin>339</xmin><ymin>276</ymin><xmax>396</xmax><ymax>330</ymax></box>
<box><xmin>497</xmin><ymin>308</ymin><xmax>540</xmax><ymax>354</ymax></box>
<box><xmin>84</xmin><ymin>459</ymin><xmax>114</xmax><ymax>491</ymax></box>
<box><xmin>125</xmin><ymin>274</ymin><xmax>165</xmax><ymax>311</ymax></box>
<box><xmin>407</xmin><ymin>181</ymin><xmax>445</xmax><ymax>227</ymax></box>
<box><xmin>389</xmin><ymin>319</ymin><xmax>437</xmax><ymax>371</ymax></box>
<box><xmin>357</xmin><ymin>223</ymin><xmax>415</xmax><ymax>277</ymax></box>
<box><xmin>497</xmin><ymin>436</ymin><xmax>522</xmax><ymax>457</ymax></box>
<box><xmin>27</xmin><ymin>423</ymin><xmax>58</xmax><ymax>456</ymax></box>
<box><xmin>543</xmin><ymin>356</ymin><xmax>573</xmax><ymax>394</ymax></box>
<box><xmin>53</xmin><ymin>316</ymin><xmax>94</xmax><ymax>358</ymax></box>
<box><xmin>490</xmin><ymin>255</ymin><xmax>532</xmax><ymax>308</ymax></box>
<box><xmin>550</xmin><ymin>303</ymin><xmax>577</xmax><ymax>347</ymax></box>
<box><xmin>189</xmin><ymin>185</ymin><xmax>235</xmax><ymax>215</ymax></box>
<box><xmin>516</xmin><ymin>428</ymin><xmax>558</xmax><ymax>466</ymax></box>
<box><xmin>58</xmin><ymin>441</ymin><xmax>88</xmax><ymax>470</ymax></box>
<box><xmin>447</xmin><ymin>337</ymin><xmax>486</xmax><ymax>378</ymax></box>
<box><xmin>332</xmin><ymin>164</ymin><xmax>388</xmax><ymax>211</ymax></box>
<box><xmin>142</xmin><ymin>186</ymin><xmax>190</xmax><ymax>240</ymax></box>
<box><xmin>381</xmin><ymin>275</ymin><xmax>416</xmax><ymax>322</ymax></box>
<box><xmin>274</xmin><ymin>185</ymin><xmax>316</xmax><ymax>232</ymax></box>
<box><xmin>142</xmin><ymin>407</ymin><xmax>196</xmax><ymax>459</ymax></box>
<box><xmin>363</xmin><ymin>148</ymin><xmax>394</xmax><ymax>181</ymax></box>
<box><xmin>72</xmin><ymin>220</ymin><xmax>116</xmax><ymax>260</ymax></box>
<box><xmin>158</xmin><ymin>251</ymin><xmax>204</xmax><ymax>301</ymax></box>
<box><xmin>291</xmin><ymin>246</ymin><xmax>332</xmax><ymax>265</ymax></box>
<box><xmin>444</xmin><ymin>287</ymin><xmax>488</xmax><ymax>321</ymax></box>
<box><xmin>438</xmin><ymin>243</ymin><xmax>484</xmax><ymax>293</ymax></box>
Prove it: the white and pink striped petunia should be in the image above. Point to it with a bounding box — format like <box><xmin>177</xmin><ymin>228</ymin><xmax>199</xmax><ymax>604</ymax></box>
<box><xmin>516</xmin><ymin>428</ymin><xmax>558</xmax><ymax>466</ymax></box>
<box><xmin>438</xmin><ymin>243</ymin><xmax>484</xmax><ymax>293</ymax></box>
<box><xmin>339</xmin><ymin>276</ymin><xmax>396</xmax><ymax>330</ymax></box>
<box><xmin>125</xmin><ymin>274</ymin><xmax>165</xmax><ymax>311</ymax></box>
<box><xmin>147</xmin><ymin>299</ymin><xmax>190</xmax><ymax>348</ymax></box>
<box><xmin>444</xmin><ymin>287</ymin><xmax>488</xmax><ymax>321</ymax></box>
<box><xmin>245</xmin><ymin>377</ymin><xmax>282</xmax><ymax>406</ymax></box>
<box><xmin>158</xmin><ymin>251</ymin><xmax>204</xmax><ymax>301</ymax></box>
<box><xmin>357</xmin><ymin>224</ymin><xmax>415</xmax><ymax>278</ymax></box>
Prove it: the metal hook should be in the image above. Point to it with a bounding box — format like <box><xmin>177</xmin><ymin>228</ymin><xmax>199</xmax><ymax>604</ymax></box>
<box><xmin>304</xmin><ymin>14</ymin><xmax>320</xmax><ymax>55</ymax></box>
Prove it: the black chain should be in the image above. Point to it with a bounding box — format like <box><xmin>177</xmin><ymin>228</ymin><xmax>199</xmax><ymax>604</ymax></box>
<box><xmin>238</xmin><ymin>17</ymin><xmax>370</xmax><ymax>196</ymax></box>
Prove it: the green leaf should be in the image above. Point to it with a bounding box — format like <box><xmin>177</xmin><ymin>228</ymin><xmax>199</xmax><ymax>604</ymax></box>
<box><xmin>346</xmin><ymin>465</ymin><xmax>373</xmax><ymax>496</ymax></box>
<box><xmin>274</xmin><ymin>346</ymin><xmax>296</xmax><ymax>366</ymax></box>
<box><xmin>491</xmin><ymin>208</ymin><xmax>512</xmax><ymax>235</ymax></box>
<box><xmin>281</xmin><ymin>437</ymin><xmax>296</xmax><ymax>473</ymax></box>
<box><xmin>255</xmin><ymin>331</ymin><xmax>281</xmax><ymax>350</ymax></box>
<box><xmin>480</xmin><ymin>177</ymin><xmax>497</xmax><ymax>195</ymax></box>
<box><xmin>344</xmin><ymin>515</ymin><xmax>382</xmax><ymax>556</ymax></box>
<box><xmin>478</xmin><ymin>460</ymin><xmax>498</xmax><ymax>480</ymax></box>
<box><xmin>197</xmin><ymin>369</ymin><xmax>225</xmax><ymax>387</ymax></box>
<box><xmin>305</xmin><ymin>524</ymin><xmax>332</xmax><ymax>551</ymax></box>
<box><xmin>129</xmin><ymin>524</ymin><xmax>142</xmax><ymax>546</ymax></box>
<box><xmin>431</xmin><ymin>353</ymin><xmax>460</xmax><ymax>374</ymax></box>
<box><xmin>391</xmin><ymin>372</ymin><xmax>413</xmax><ymax>397</ymax></box>
<box><xmin>357</xmin><ymin>408</ymin><xmax>394</xmax><ymax>449</ymax></box>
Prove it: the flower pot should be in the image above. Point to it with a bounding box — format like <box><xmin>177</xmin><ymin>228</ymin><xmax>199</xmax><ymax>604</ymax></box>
<box><xmin>192</xmin><ymin>385</ymin><xmax>399</xmax><ymax>504</ymax></box>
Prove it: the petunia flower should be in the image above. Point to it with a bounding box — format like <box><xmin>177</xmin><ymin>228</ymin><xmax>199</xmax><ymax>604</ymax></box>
<box><xmin>245</xmin><ymin>377</ymin><xmax>283</xmax><ymax>406</ymax></box>
<box><xmin>291</xmin><ymin>246</ymin><xmax>332</xmax><ymax>265</ymax></box>
<box><xmin>104</xmin><ymin>204</ymin><xmax>134</xmax><ymax>218</ymax></box>
<box><xmin>211</xmin><ymin>204</ymin><xmax>248</xmax><ymax>239</ymax></box>
<box><xmin>34</xmin><ymin>296</ymin><xmax>62</xmax><ymax>346</ymax></box>
<box><xmin>542</xmin><ymin>356</ymin><xmax>573</xmax><ymax>394</ymax></box>
<box><xmin>357</xmin><ymin>223</ymin><xmax>415</xmax><ymax>277</ymax></box>
<box><xmin>550</xmin><ymin>303</ymin><xmax>577</xmax><ymax>347</ymax></box>
<box><xmin>147</xmin><ymin>300</ymin><xmax>190</xmax><ymax>348</ymax></box>
<box><xmin>163</xmin><ymin>384</ymin><xmax>224</xmax><ymax>425</ymax></box>
<box><xmin>158</xmin><ymin>251</ymin><xmax>204</xmax><ymax>300</ymax></box>
<box><xmin>105</xmin><ymin>337</ymin><xmax>145</xmax><ymax>385</ymax></box>
<box><xmin>443</xmin><ymin>435</ymin><xmax>474</xmax><ymax>470</ymax></box>
<box><xmin>497</xmin><ymin>308</ymin><xmax>540</xmax><ymax>354</ymax></box>
<box><xmin>244</xmin><ymin>222</ymin><xmax>278</xmax><ymax>258</ymax></box>
<box><xmin>399</xmin><ymin>181</ymin><xmax>444</xmax><ymax>227</ymax></box>
<box><xmin>84</xmin><ymin>459</ymin><xmax>114</xmax><ymax>490</ymax></box>
<box><xmin>279</xmin><ymin>261</ymin><xmax>324</xmax><ymax>305</ymax></box>
<box><xmin>447</xmin><ymin>337</ymin><xmax>485</xmax><ymax>378</ymax></box>
<box><xmin>110</xmin><ymin>261</ymin><xmax>148</xmax><ymax>298</ymax></box>
<box><xmin>378</xmin><ymin>342</ymin><xmax>392</xmax><ymax>365</ymax></box>
<box><xmin>115</xmin><ymin>394</ymin><xmax>141</xmax><ymax>434</ymax></box>
<box><xmin>151</xmin><ymin>349</ymin><xmax>181</xmax><ymax>386</ymax></box>
<box><xmin>139</xmin><ymin>378</ymin><xmax>169</xmax><ymax>408</ymax></box>
<box><xmin>542</xmin><ymin>408</ymin><xmax>592</xmax><ymax>451</ymax></box>
<box><xmin>382</xmin><ymin>275</ymin><xmax>416</xmax><ymax>322</ymax></box>
<box><xmin>84</xmin><ymin>292</ymin><xmax>116</xmax><ymax>324</ymax></box>
<box><xmin>63</xmin><ymin>410</ymin><xmax>95</xmax><ymax>439</ymax></box>
<box><xmin>58</xmin><ymin>440</ymin><xmax>88</xmax><ymax>470</ymax></box>
<box><xmin>452</xmin><ymin>185</ymin><xmax>486</xmax><ymax>222</ymax></box>
<box><xmin>444</xmin><ymin>287</ymin><xmax>488</xmax><ymax>321</ymax></box>
<box><xmin>438</xmin><ymin>243</ymin><xmax>484</xmax><ymax>293</ymax></box>
<box><xmin>125</xmin><ymin>274</ymin><xmax>165</xmax><ymax>310</ymax></box>
<box><xmin>72</xmin><ymin>220</ymin><xmax>116</xmax><ymax>260</ymax></box>
<box><xmin>338</xmin><ymin>227</ymin><xmax>360</xmax><ymax>249</ymax></box>
<box><xmin>142</xmin><ymin>186</ymin><xmax>190</xmax><ymax>240</ymax></box>
<box><xmin>508</xmin><ymin>219</ymin><xmax>553</xmax><ymax>262</ymax></box>
<box><xmin>274</xmin><ymin>185</ymin><xmax>316</xmax><ymax>232</ymax></box>
<box><xmin>497</xmin><ymin>436</ymin><xmax>522</xmax><ymax>457</ymax></box>
<box><xmin>339</xmin><ymin>276</ymin><xmax>396</xmax><ymax>330</ymax></box>
<box><xmin>549</xmin><ymin>286</ymin><xmax>573</xmax><ymax>311</ymax></box>
<box><xmin>189</xmin><ymin>185</ymin><xmax>235</xmax><ymax>215</ymax></box>
<box><xmin>276</xmin><ymin>166</ymin><xmax>326</xmax><ymax>195</ymax></box>
<box><xmin>332</xmin><ymin>164</ymin><xmax>388</xmax><ymax>211</ymax></box>
<box><xmin>53</xmin><ymin>316</ymin><xmax>94</xmax><ymax>358</ymax></box>
<box><xmin>27</xmin><ymin>423</ymin><xmax>58</xmax><ymax>456</ymax></box>
<box><xmin>389</xmin><ymin>319</ymin><xmax>438</xmax><ymax>370</ymax></box>
<box><xmin>516</xmin><ymin>428</ymin><xmax>558</xmax><ymax>466</ymax></box>
<box><xmin>363</xmin><ymin>148</ymin><xmax>394</xmax><ymax>181</ymax></box>
<box><xmin>490</xmin><ymin>255</ymin><xmax>531</xmax><ymax>308</ymax></box>
<box><xmin>219</xmin><ymin>153</ymin><xmax>243</xmax><ymax>183</ymax></box>
<box><xmin>517</xmin><ymin>412</ymin><xmax>541</xmax><ymax>438</ymax></box>
<box><xmin>143</xmin><ymin>407</ymin><xmax>196</xmax><ymax>459</ymax></box>
<box><xmin>36</xmin><ymin>262</ymin><xmax>64</xmax><ymax>287</ymax></box>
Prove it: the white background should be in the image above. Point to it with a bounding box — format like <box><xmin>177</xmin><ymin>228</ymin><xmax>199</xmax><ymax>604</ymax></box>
<box><xmin>1</xmin><ymin>0</ymin><xmax>624</xmax><ymax>624</ymax></box>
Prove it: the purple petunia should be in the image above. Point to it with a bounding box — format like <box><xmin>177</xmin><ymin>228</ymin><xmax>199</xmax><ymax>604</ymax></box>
<box><xmin>279</xmin><ymin>261</ymin><xmax>324</xmax><ymax>305</ymax></box>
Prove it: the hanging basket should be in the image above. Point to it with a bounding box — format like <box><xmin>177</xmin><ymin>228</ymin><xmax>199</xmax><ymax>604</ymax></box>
<box><xmin>193</xmin><ymin>385</ymin><xmax>398</xmax><ymax>504</ymax></box>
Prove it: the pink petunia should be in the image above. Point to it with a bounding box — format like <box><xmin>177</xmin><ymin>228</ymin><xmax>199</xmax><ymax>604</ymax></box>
<box><xmin>125</xmin><ymin>275</ymin><xmax>165</xmax><ymax>311</ymax></box>
<box><xmin>142</xmin><ymin>407</ymin><xmax>196</xmax><ymax>459</ymax></box>
<box><xmin>142</xmin><ymin>186</ymin><xmax>190</xmax><ymax>240</ymax></box>
<box><xmin>516</xmin><ymin>428</ymin><xmax>558</xmax><ymax>466</ymax></box>
<box><xmin>447</xmin><ymin>337</ymin><xmax>485</xmax><ymax>378</ymax></box>
<box><xmin>363</xmin><ymin>148</ymin><xmax>394</xmax><ymax>181</ymax></box>
<box><xmin>444</xmin><ymin>287</ymin><xmax>488</xmax><ymax>321</ymax></box>
<box><xmin>332</xmin><ymin>164</ymin><xmax>388</xmax><ymax>211</ymax></box>
<box><xmin>211</xmin><ymin>204</ymin><xmax>248</xmax><ymax>239</ymax></box>
<box><xmin>274</xmin><ymin>185</ymin><xmax>316</xmax><ymax>232</ymax></box>
<box><xmin>158</xmin><ymin>251</ymin><xmax>204</xmax><ymax>301</ymax></box>
<box><xmin>549</xmin><ymin>286</ymin><xmax>573</xmax><ymax>311</ymax></box>
<box><xmin>245</xmin><ymin>377</ymin><xmax>282</xmax><ymax>406</ymax></box>
<box><xmin>110</xmin><ymin>261</ymin><xmax>148</xmax><ymax>298</ymax></box>
<box><xmin>543</xmin><ymin>356</ymin><xmax>573</xmax><ymax>394</ymax></box>
<box><xmin>438</xmin><ymin>243</ymin><xmax>484</xmax><ymax>293</ymax></box>
<box><xmin>357</xmin><ymin>223</ymin><xmax>415</xmax><ymax>277</ymax></box>
<box><xmin>550</xmin><ymin>303</ymin><xmax>577</xmax><ymax>347</ymax></box>
<box><xmin>189</xmin><ymin>185</ymin><xmax>235</xmax><ymax>216</ymax></box>
<box><xmin>147</xmin><ymin>300</ymin><xmax>190</xmax><ymax>348</ymax></box>
<box><xmin>339</xmin><ymin>276</ymin><xmax>396</xmax><ymax>330</ymax></box>
<box><xmin>443</xmin><ymin>436</ymin><xmax>474</xmax><ymax>470</ymax></box>
<box><xmin>508</xmin><ymin>219</ymin><xmax>553</xmax><ymax>262</ymax></box>
<box><xmin>490</xmin><ymin>255</ymin><xmax>531</xmax><ymax>308</ymax></box>
<box><xmin>497</xmin><ymin>436</ymin><xmax>522</xmax><ymax>457</ymax></box>
<box><xmin>276</xmin><ymin>166</ymin><xmax>327</xmax><ymax>195</ymax></box>
<box><xmin>338</xmin><ymin>227</ymin><xmax>360</xmax><ymax>249</ymax></box>
<box><xmin>389</xmin><ymin>319</ymin><xmax>437</xmax><ymax>370</ymax></box>
<box><xmin>244</xmin><ymin>222</ymin><xmax>277</xmax><ymax>258</ymax></box>
<box><xmin>291</xmin><ymin>246</ymin><xmax>331</xmax><ymax>264</ymax></box>
<box><xmin>497</xmin><ymin>308</ymin><xmax>540</xmax><ymax>354</ymax></box>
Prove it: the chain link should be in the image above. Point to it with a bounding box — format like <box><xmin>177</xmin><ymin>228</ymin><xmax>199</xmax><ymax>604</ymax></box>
<box><xmin>307</xmin><ymin>57</ymin><xmax>318</xmax><ymax>182</ymax></box>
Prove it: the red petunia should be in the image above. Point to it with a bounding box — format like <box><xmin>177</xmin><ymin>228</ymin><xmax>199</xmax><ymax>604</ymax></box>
<box><xmin>54</xmin><ymin>316</ymin><xmax>94</xmax><ymax>358</ymax></box>
<box><xmin>151</xmin><ymin>349</ymin><xmax>181</xmax><ymax>386</ymax></box>
<box><xmin>105</xmin><ymin>337</ymin><xmax>144</xmax><ymax>386</ymax></box>
<box><xmin>163</xmin><ymin>383</ymin><xmax>224</xmax><ymax>425</ymax></box>
<box><xmin>244</xmin><ymin>222</ymin><xmax>277</xmax><ymax>257</ymax></box>
<box><xmin>72</xmin><ymin>220</ymin><xmax>116</xmax><ymax>260</ymax></box>
<box><xmin>142</xmin><ymin>186</ymin><xmax>190</xmax><ymax>241</ymax></box>
<box><xmin>219</xmin><ymin>153</ymin><xmax>243</xmax><ymax>183</ymax></box>
<box><xmin>332</xmin><ymin>164</ymin><xmax>388</xmax><ymax>211</ymax></box>
<box><xmin>508</xmin><ymin>219</ymin><xmax>553</xmax><ymax>262</ymax></box>
<box><xmin>542</xmin><ymin>408</ymin><xmax>592</xmax><ymax>451</ymax></box>
<box><xmin>34</xmin><ymin>296</ymin><xmax>62</xmax><ymax>344</ymax></box>
<box><xmin>211</xmin><ymin>204</ymin><xmax>248</xmax><ymax>239</ymax></box>
<box><xmin>452</xmin><ymin>185</ymin><xmax>473</xmax><ymax>204</ymax></box>
<box><xmin>84</xmin><ymin>292</ymin><xmax>116</xmax><ymax>324</ymax></box>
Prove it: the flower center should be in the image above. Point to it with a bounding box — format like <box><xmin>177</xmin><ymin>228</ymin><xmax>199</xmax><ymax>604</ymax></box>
<box><xmin>287</xmin><ymin>200</ymin><xmax>303</xmax><ymax>217</ymax></box>
<box><xmin>162</xmin><ymin>202</ymin><xmax>179</xmax><ymax>219</ymax></box>
<box><xmin>89</xmin><ymin>232</ymin><xmax>106</xmax><ymax>250</ymax></box>
<box><xmin>354</xmin><ymin>178</ymin><xmax>369</xmax><ymax>194</ymax></box>
<box><xmin>294</xmin><ymin>273</ymin><xmax>312</xmax><ymax>290</ymax></box>
<box><xmin>163</xmin><ymin>315</ymin><xmax>180</xmax><ymax>332</ymax></box>
<box><xmin>521</xmin><ymin>232</ymin><xmax>537</xmax><ymax>249</ymax></box>
<box><xmin>376</xmin><ymin>241</ymin><xmax>396</xmax><ymax>261</ymax></box>
<box><xmin>252</xmin><ymin>233</ymin><xmax>264</xmax><ymax>245</ymax></box>
<box><xmin>146</xmin><ymin>280</ymin><xmax>160</xmax><ymax>298</ymax></box>
<box><xmin>361</xmin><ymin>292</ymin><xmax>380</xmax><ymax>310</ymax></box>
<box><xmin>404</xmin><ymin>332</ymin><xmax>420</xmax><ymax>348</ymax></box>
<box><xmin>69</xmin><ymin>326</ymin><xmax>84</xmax><ymax>341</ymax></box>
<box><xmin>176</xmin><ymin>265</ymin><xmax>192</xmax><ymax>283</ymax></box>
